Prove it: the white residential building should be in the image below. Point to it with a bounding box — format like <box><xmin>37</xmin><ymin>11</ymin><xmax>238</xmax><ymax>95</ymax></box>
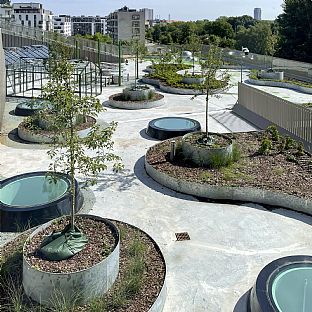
<box><xmin>53</xmin><ymin>15</ymin><xmax>71</xmax><ymax>36</ymax></box>
<box><xmin>12</xmin><ymin>3</ymin><xmax>53</xmax><ymax>31</ymax></box>
<box><xmin>106</xmin><ymin>6</ymin><xmax>145</xmax><ymax>43</ymax></box>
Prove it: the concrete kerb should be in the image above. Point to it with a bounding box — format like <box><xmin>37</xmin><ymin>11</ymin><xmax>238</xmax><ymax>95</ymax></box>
<box><xmin>247</xmin><ymin>78</ymin><xmax>312</xmax><ymax>95</ymax></box>
<box><xmin>23</xmin><ymin>215</ymin><xmax>120</xmax><ymax>306</ymax></box>
<box><xmin>144</xmin><ymin>152</ymin><xmax>312</xmax><ymax>214</ymax></box>
<box><xmin>108</xmin><ymin>93</ymin><xmax>165</xmax><ymax>110</ymax></box>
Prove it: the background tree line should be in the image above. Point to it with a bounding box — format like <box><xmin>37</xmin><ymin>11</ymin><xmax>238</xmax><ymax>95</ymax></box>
<box><xmin>146</xmin><ymin>0</ymin><xmax>312</xmax><ymax>63</ymax></box>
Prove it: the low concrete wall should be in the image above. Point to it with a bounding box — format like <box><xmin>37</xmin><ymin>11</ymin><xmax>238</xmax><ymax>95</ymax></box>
<box><xmin>247</xmin><ymin>78</ymin><xmax>312</xmax><ymax>94</ymax></box>
<box><xmin>23</xmin><ymin>215</ymin><xmax>120</xmax><ymax>306</ymax></box>
<box><xmin>259</xmin><ymin>71</ymin><xmax>284</xmax><ymax>80</ymax></box>
<box><xmin>145</xmin><ymin>155</ymin><xmax>312</xmax><ymax>214</ymax></box>
<box><xmin>0</xmin><ymin>30</ymin><xmax>6</xmax><ymax>132</ymax></box>
<box><xmin>108</xmin><ymin>93</ymin><xmax>165</xmax><ymax>110</ymax></box>
<box><xmin>182</xmin><ymin>77</ymin><xmax>205</xmax><ymax>85</ymax></box>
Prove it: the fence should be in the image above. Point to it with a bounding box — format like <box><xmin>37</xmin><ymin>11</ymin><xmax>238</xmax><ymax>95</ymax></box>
<box><xmin>235</xmin><ymin>82</ymin><xmax>312</xmax><ymax>152</ymax></box>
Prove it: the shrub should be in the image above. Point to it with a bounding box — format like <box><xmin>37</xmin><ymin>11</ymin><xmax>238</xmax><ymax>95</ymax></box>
<box><xmin>285</xmin><ymin>136</ymin><xmax>296</xmax><ymax>150</ymax></box>
<box><xmin>296</xmin><ymin>142</ymin><xmax>305</xmax><ymax>156</ymax></box>
<box><xmin>258</xmin><ymin>137</ymin><xmax>272</xmax><ymax>155</ymax></box>
<box><xmin>266</xmin><ymin>125</ymin><xmax>280</xmax><ymax>141</ymax></box>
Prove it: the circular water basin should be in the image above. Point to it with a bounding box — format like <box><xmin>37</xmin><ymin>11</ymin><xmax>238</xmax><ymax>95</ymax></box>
<box><xmin>250</xmin><ymin>256</ymin><xmax>312</xmax><ymax>312</ymax></box>
<box><xmin>15</xmin><ymin>100</ymin><xmax>51</xmax><ymax>116</ymax></box>
<box><xmin>146</xmin><ymin>117</ymin><xmax>201</xmax><ymax>140</ymax></box>
<box><xmin>0</xmin><ymin>172</ymin><xmax>83</xmax><ymax>231</ymax></box>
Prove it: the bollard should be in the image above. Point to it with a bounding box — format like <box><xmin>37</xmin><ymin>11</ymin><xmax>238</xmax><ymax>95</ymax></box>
<box><xmin>170</xmin><ymin>140</ymin><xmax>176</xmax><ymax>161</ymax></box>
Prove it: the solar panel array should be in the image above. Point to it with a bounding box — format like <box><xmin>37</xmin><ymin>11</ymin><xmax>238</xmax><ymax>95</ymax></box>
<box><xmin>4</xmin><ymin>45</ymin><xmax>49</xmax><ymax>66</ymax></box>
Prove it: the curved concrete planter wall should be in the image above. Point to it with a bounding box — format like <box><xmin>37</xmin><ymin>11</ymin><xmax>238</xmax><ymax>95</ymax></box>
<box><xmin>142</xmin><ymin>77</ymin><xmax>204</xmax><ymax>95</ymax></box>
<box><xmin>259</xmin><ymin>71</ymin><xmax>284</xmax><ymax>80</ymax></box>
<box><xmin>108</xmin><ymin>93</ymin><xmax>165</xmax><ymax>110</ymax></box>
<box><xmin>182</xmin><ymin>132</ymin><xmax>233</xmax><ymax>167</ymax></box>
<box><xmin>18</xmin><ymin>120</ymin><xmax>94</xmax><ymax>144</ymax></box>
<box><xmin>182</xmin><ymin>77</ymin><xmax>205</xmax><ymax>85</ymax></box>
<box><xmin>145</xmin><ymin>152</ymin><xmax>312</xmax><ymax>214</ymax></box>
<box><xmin>247</xmin><ymin>78</ymin><xmax>312</xmax><ymax>95</ymax></box>
<box><xmin>123</xmin><ymin>87</ymin><xmax>154</xmax><ymax>101</ymax></box>
<box><xmin>23</xmin><ymin>215</ymin><xmax>120</xmax><ymax>306</ymax></box>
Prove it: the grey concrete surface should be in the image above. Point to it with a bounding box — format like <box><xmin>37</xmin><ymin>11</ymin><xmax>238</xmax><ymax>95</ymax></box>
<box><xmin>1</xmin><ymin>63</ymin><xmax>312</xmax><ymax>311</ymax></box>
<box><xmin>0</xmin><ymin>30</ymin><xmax>6</xmax><ymax>131</ymax></box>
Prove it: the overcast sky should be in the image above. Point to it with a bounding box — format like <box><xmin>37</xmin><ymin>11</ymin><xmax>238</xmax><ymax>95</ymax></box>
<box><xmin>14</xmin><ymin>0</ymin><xmax>284</xmax><ymax>20</ymax></box>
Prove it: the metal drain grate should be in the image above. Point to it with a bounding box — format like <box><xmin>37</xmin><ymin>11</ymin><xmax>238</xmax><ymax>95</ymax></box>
<box><xmin>175</xmin><ymin>232</ymin><xmax>190</xmax><ymax>241</ymax></box>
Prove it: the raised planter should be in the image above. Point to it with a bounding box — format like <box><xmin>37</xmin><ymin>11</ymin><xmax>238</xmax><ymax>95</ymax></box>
<box><xmin>0</xmin><ymin>171</ymin><xmax>83</xmax><ymax>232</ymax></box>
<box><xmin>15</xmin><ymin>100</ymin><xmax>51</xmax><ymax>117</ymax></box>
<box><xmin>17</xmin><ymin>116</ymin><xmax>96</xmax><ymax>144</ymax></box>
<box><xmin>259</xmin><ymin>70</ymin><xmax>284</xmax><ymax>80</ymax></box>
<box><xmin>145</xmin><ymin>155</ymin><xmax>312</xmax><ymax>213</ymax></box>
<box><xmin>247</xmin><ymin>78</ymin><xmax>312</xmax><ymax>95</ymax></box>
<box><xmin>23</xmin><ymin>215</ymin><xmax>120</xmax><ymax>306</ymax></box>
<box><xmin>182</xmin><ymin>76</ymin><xmax>205</xmax><ymax>85</ymax></box>
<box><xmin>181</xmin><ymin>132</ymin><xmax>233</xmax><ymax>167</ymax></box>
<box><xmin>123</xmin><ymin>85</ymin><xmax>154</xmax><ymax>101</ymax></box>
<box><xmin>38</xmin><ymin>114</ymin><xmax>81</xmax><ymax>131</ymax></box>
<box><xmin>108</xmin><ymin>93</ymin><xmax>165</xmax><ymax>110</ymax></box>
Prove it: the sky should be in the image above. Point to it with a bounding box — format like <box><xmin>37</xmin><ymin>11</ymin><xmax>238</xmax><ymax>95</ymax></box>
<box><xmin>13</xmin><ymin>0</ymin><xmax>284</xmax><ymax>21</ymax></box>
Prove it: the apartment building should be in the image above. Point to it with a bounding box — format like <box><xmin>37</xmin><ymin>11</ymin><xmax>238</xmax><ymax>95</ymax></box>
<box><xmin>106</xmin><ymin>6</ymin><xmax>145</xmax><ymax>43</ymax></box>
<box><xmin>71</xmin><ymin>15</ymin><xmax>106</xmax><ymax>36</ymax></box>
<box><xmin>53</xmin><ymin>15</ymin><xmax>71</xmax><ymax>36</ymax></box>
<box><xmin>0</xmin><ymin>0</ymin><xmax>12</xmax><ymax>20</ymax></box>
<box><xmin>11</xmin><ymin>2</ymin><xmax>53</xmax><ymax>30</ymax></box>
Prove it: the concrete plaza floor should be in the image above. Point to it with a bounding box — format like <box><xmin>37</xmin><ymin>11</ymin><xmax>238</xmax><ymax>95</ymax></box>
<box><xmin>1</xmin><ymin>63</ymin><xmax>312</xmax><ymax>311</ymax></box>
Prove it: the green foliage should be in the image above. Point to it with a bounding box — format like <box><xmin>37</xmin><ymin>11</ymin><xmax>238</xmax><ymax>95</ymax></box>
<box><xmin>42</xmin><ymin>41</ymin><xmax>123</xmax><ymax>230</ymax></box>
<box><xmin>76</xmin><ymin>32</ymin><xmax>112</xmax><ymax>44</ymax></box>
<box><xmin>286</xmin><ymin>154</ymin><xmax>298</xmax><ymax>163</ymax></box>
<box><xmin>277</xmin><ymin>0</ymin><xmax>312</xmax><ymax>63</ymax></box>
<box><xmin>285</xmin><ymin>136</ymin><xmax>296</xmax><ymax>149</ymax></box>
<box><xmin>258</xmin><ymin>137</ymin><xmax>272</xmax><ymax>155</ymax></box>
<box><xmin>235</xmin><ymin>21</ymin><xmax>277</xmax><ymax>56</ymax></box>
<box><xmin>200</xmin><ymin>171</ymin><xmax>213</xmax><ymax>182</ymax></box>
<box><xmin>266</xmin><ymin>125</ymin><xmax>280</xmax><ymax>141</ymax></box>
<box><xmin>296</xmin><ymin>142</ymin><xmax>305</xmax><ymax>156</ymax></box>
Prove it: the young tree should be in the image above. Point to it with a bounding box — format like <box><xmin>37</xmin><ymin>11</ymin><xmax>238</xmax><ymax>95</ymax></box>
<box><xmin>199</xmin><ymin>45</ymin><xmax>226</xmax><ymax>141</ymax></box>
<box><xmin>184</xmin><ymin>34</ymin><xmax>202</xmax><ymax>75</ymax></box>
<box><xmin>40</xmin><ymin>40</ymin><xmax>122</xmax><ymax>259</ymax></box>
<box><xmin>129</xmin><ymin>39</ymin><xmax>147</xmax><ymax>88</ymax></box>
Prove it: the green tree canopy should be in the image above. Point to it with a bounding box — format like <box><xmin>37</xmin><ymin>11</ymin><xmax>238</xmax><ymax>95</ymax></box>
<box><xmin>277</xmin><ymin>0</ymin><xmax>312</xmax><ymax>62</ymax></box>
<box><xmin>235</xmin><ymin>21</ymin><xmax>277</xmax><ymax>56</ymax></box>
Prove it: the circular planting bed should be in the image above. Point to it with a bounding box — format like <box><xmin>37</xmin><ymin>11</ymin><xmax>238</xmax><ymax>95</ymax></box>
<box><xmin>182</xmin><ymin>132</ymin><xmax>233</xmax><ymax>167</ymax></box>
<box><xmin>146</xmin><ymin>117</ymin><xmax>201</xmax><ymax>140</ymax></box>
<box><xmin>145</xmin><ymin>132</ymin><xmax>312</xmax><ymax>212</ymax></box>
<box><xmin>0</xmin><ymin>217</ymin><xmax>167</xmax><ymax>312</ymax></box>
<box><xmin>23</xmin><ymin>215</ymin><xmax>120</xmax><ymax>306</ymax></box>
<box><xmin>250</xmin><ymin>255</ymin><xmax>312</xmax><ymax>312</ymax></box>
<box><xmin>15</xmin><ymin>99</ymin><xmax>51</xmax><ymax>116</ymax></box>
<box><xmin>17</xmin><ymin>116</ymin><xmax>96</xmax><ymax>144</ymax></box>
<box><xmin>108</xmin><ymin>93</ymin><xmax>165</xmax><ymax>110</ymax></box>
<box><xmin>0</xmin><ymin>171</ymin><xmax>83</xmax><ymax>232</ymax></box>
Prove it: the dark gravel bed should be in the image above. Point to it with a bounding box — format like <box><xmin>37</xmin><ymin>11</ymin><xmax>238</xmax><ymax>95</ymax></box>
<box><xmin>146</xmin><ymin>132</ymin><xmax>312</xmax><ymax>200</ymax></box>
<box><xmin>0</xmin><ymin>219</ymin><xmax>166</xmax><ymax>312</ymax></box>
<box><xmin>24</xmin><ymin>216</ymin><xmax>116</xmax><ymax>273</ymax></box>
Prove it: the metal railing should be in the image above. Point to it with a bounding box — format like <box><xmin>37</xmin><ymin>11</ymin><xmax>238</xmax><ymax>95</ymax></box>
<box><xmin>238</xmin><ymin>83</ymin><xmax>312</xmax><ymax>151</ymax></box>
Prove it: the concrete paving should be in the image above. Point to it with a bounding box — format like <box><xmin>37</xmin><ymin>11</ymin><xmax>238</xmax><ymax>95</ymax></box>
<box><xmin>1</xmin><ymin>62</ymin><xmax>312</xmax><ymax>311</ymax></box>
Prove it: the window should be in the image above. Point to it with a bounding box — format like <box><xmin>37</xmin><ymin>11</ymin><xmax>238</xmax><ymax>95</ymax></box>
<box><xmin>26</xmin><ymin>14</ymin><xmax>28</xmax><ymax>21</ymax></box>
<box><xmin>132</xmin><ymin>28</ymin><xmax>140</xmax><ymax>34</ymax></box>
<box><xmin>28</xmin><ymin>21</ymin><xmax>31</xmax><ymax>26</ymax></box>
<box><xmin>132</xmin><ymin>21</ymin><xmax>140</xmax><ymax>27</ymax></box>
<box><xmin>132</xmin><ymin>14</ymin><xmax>140</xmax><ymax>20</ymax></box>
<box><xmin>21</xmin><ymin>20</ymin><xmax>24</xmax><ymax>25</ymax></box>
<box><xmin>19</xmin><ymin>15</ymin><xmax>21</xmax><ymax>20</ymax></box>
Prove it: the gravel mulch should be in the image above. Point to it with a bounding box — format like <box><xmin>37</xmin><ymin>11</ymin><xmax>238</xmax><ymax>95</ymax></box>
<box><xmin>0</xmin><ymin>219</ymin><xmax>166</xmax><ymax>312</ymax></box>
<box><xmin>24</xmin><ymin>216</ymin><xmax>116</xmax><ymax>273</ymax></box>
<box><xmin>146</xmin><ymin>132</ymin><xmax>312</xmax><ymax>200</ymax></box>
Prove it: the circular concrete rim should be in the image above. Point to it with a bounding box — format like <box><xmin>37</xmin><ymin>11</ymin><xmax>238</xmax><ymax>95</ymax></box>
<box><xmin>17</xmin><ymin>116</ymin><xmax>96</xmax><ymax>144</ymax></box>
<box><xmin>108</xmin><ymin>93</ymin><xmax>165</xmax><ymax>110</ymax></box>
<box><xmin>250</xmin><ymin>255</ymin><xmax>312</xmax><ymax>312</ymax></box>
<box><xmin>23</xmin><ymin>214</ymin><xmax>120</xmax><ymax>306</ymax></box>
<box><xmin>0</xmin><ymin>171</ymin><xmax>72</xmax><ymax>211</ymax></box>
<box><xmin>146</xmin><ymin>117</ymin><xmax>201</xmax><ymax>140</ymax></box>
<box><xmin>20</xmin><ymin>216</ymin><xmax>167</xmax><ymax>311</ymax></box>
<box><xmin>145</xmin><ymin>145</ymin><xmax>312</xmax><ymax>213</ymax></box>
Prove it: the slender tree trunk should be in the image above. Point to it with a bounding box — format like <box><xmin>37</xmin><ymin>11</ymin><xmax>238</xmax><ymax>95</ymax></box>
<box><xmin>193</xmin><ymin>49</ymin><xmax>195</xmax><ymax>75</ymax></box>
<box><xmin>70</xmin><ymin>115</ymin><xmax>75</xmax><ymax>231</ymax></box>
<box><xmin>206</xmin><ymin>76</ymin><xmax>209</xmax><ymax>139</ymax></box>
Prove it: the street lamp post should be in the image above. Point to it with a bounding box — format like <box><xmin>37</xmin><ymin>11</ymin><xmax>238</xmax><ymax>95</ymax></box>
<box><xmin>241</xmin><ymin>47</ymin><xmax>249</xmax><ymax>83</ymax></box>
